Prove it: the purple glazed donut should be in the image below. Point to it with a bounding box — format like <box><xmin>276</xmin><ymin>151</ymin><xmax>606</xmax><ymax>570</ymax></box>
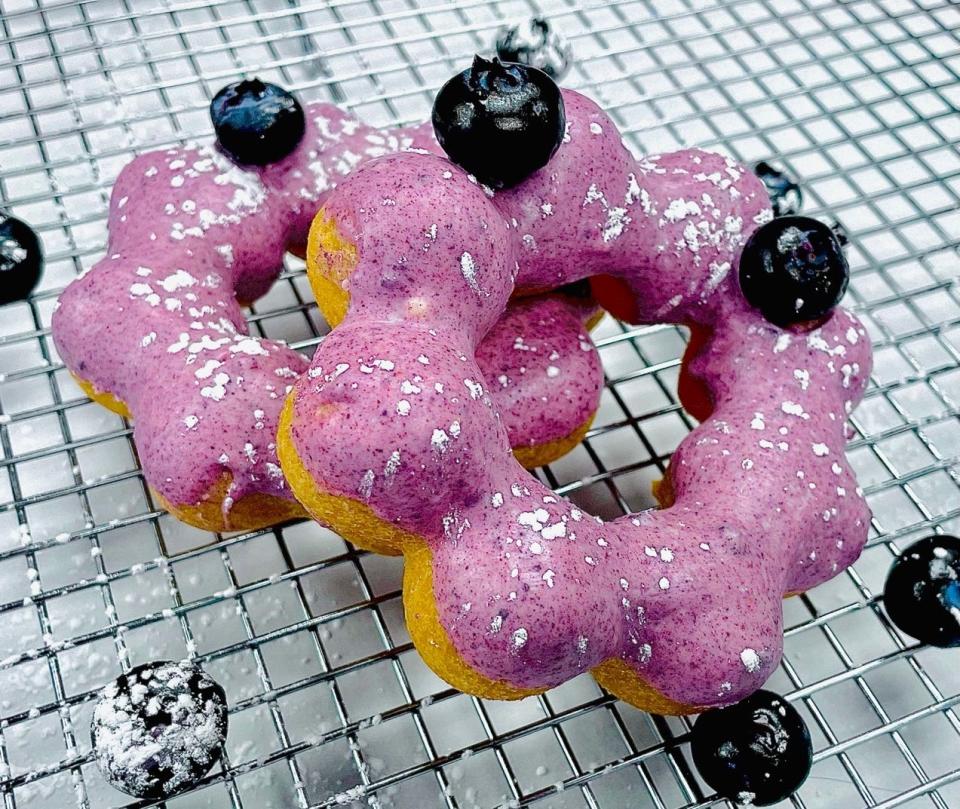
<box><xmin>278</xmin><ymin>86</ymin><xmax>872</xmax><ymax>714</ymax></box>
<box><xmin>51</xmin><ymin>100</ymin><xmax>604</xmax><ymax>531</ymax></box>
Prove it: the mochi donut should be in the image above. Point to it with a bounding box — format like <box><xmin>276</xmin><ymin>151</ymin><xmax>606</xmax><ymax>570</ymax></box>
<box><xmin>52</xmin><ymin>85</ymin><xmax>604</xmax><ymax>532</ymax></box>
<box><xmin>278</xmin><ymin>63</ymin><xmax>872</xmax><ymax>713</ymax></box>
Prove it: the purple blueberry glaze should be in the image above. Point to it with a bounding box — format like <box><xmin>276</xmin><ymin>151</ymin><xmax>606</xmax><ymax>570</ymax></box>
<box><xmin>51</xmin><ymin>103</ymin><xmax>602</xmax><ymax>525</ymax></box>
<box><xmin>477</xmin><ymin>294</ymin><xmax>601</xmax><ymax>451</ymax></box>
<box><xmin>286</xmin><ymin>89</ymin><xmax>872</xmax><ymax>708</ymax></box>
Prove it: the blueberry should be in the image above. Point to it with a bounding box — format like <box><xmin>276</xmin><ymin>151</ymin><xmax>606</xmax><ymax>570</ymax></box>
<box><xmin>91</xmin><ymin>660</ymin><xmax>228</xmax><ymax>799</ymax></box>
<box><xmin>754</xmin><ymin>161</ymin><xmax>803</xmax><ymax>217</ymax></box>
<box><xmin>0</xmin><ymin>214</ymin><xmax>43</xmax><ymax>305</ymax></box>
<box><xmin>829</xmin><ymin>218</ymin><xmax>849</xmax><ymax>247</ymax></box>
<box><xmin>738</xmin><ymin>215</ymin><xmax>849</xmax><ymax>327</ymax></box>
<box><xmin>210</xmin><ymin>78</ymin><xmax>305</xmax><ymax>166</ymax></box>
<box><xmin>495</xmin><ymin>17</ymin><xmax>572</xmax><ymax>80</ymax></box>
<box><xmin>884</xmin><ymin>535</ymin><xmax>960</xmax><ymax>647</ymax></box>
<box><xmin>432</xmin><ymin>56</ymin><xmax>565</xmax><ymax>189</ymax></box>
<box><xmin>691</xmin><ymin>689</ymin><xmax>813</xmax><ymax>806</ymax></box>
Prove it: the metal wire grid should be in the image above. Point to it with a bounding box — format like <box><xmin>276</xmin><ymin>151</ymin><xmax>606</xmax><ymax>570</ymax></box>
<box><xmin>0</xmin><ymin>0</ymin><xmax>959</xmax><ymax>806</ymax></box>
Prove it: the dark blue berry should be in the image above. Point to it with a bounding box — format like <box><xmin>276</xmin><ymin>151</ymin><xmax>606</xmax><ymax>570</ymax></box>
<box><xmin>210</xmin><ymin>78</ymin><xmax>305</xmax><ymax>166</ymax></box>
<box><xmin>91</xmin><ymin>660</ymin><xmax>228</xmax><ymax>799</ymax></box>
<box><xmin>495</xmin><ymin>17</ymin><xmax>572</xmax><ymax>80</ymax></box>
<box><xmin>829</xmin><ymin>218</ymin><xmax>849</xmax><ymax>247</ymax></box>
<box><xmin>884</xmin><ymin>535</ymin><xmax>960</xmax><ymax>647</ymax></box>
<box><xmin>691</xmin><ymin>690</ymin><xmax>813</xmax><ymax>806</ymax></box>
<box><xmin>432</xmin><ymin>56</ymin><xmax>565</xmax><ymax>189</ymax></box>
<box><xmin>739</xmin><ymin>216</ymin><xmax>849</xmax><ymax>327</ymax></box>
<box><xmin>0</xmin><ymin>214</ymin><xmax>43</xmax><ymax>305</ymax></box>
<box><xmin>754</xmin><ymin>161</ymin><xmax>803</xmax><ymax>217</ymax></box>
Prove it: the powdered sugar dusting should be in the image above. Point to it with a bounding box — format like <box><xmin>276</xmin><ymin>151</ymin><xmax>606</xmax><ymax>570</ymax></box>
<box><xmin>91</xmin><ymin>661</ymin><xmax>227</xmax><ymax>798</ymax></box>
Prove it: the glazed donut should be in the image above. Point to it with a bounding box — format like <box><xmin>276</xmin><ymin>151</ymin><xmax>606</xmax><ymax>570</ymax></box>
<box><xmin>278</xmin><ymin>78</ymin><xmax>872</xmax><ymax>712</ymax></box>
<box><xmin>51</xmin><ymin>93</ymin><xmax>603</xmax><ymax>532</ymax></box>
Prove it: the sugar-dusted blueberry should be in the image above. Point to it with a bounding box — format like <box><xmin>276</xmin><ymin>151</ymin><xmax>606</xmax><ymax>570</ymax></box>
<box><xmin>739</xmin><ymin>215</ymin><xmax>849</xmax><ymax>327</ymax></box>
<box><xmin>91</xmin><ymin>660</ymin><xmax>228</xmax><ymax>799</ymax></box>
<box><xmin>691</xmin><ymin>689</ymin><xmax>813</xmax><ymax>806</ymax></box>
<box><xmin>0</xmin><ymin>213</ymin><xmax>44</xmax><ymax>305</ymax></box>
<box><xmin>754</xmin><ymin>161</ymin><xmax>803</xmax><ymax>217</ymax></box>
<box><xmin>884</xmin><ymin>535</ymin><xmax>960</xmax><ymax>647</ymax></box>
<box><xmin>210</xmin><ymin>78</ymin><xmax>306</xmax><ymax>166</ymax></box>
<box><xmin>432</xmin><ymin>56</ymin><xmax>565</xmax><ymax>189</ymax></box>
<box><xmin>494</xmin><ymin>17</ymin><xmax>572</xmax><ymax>80</ymax></box>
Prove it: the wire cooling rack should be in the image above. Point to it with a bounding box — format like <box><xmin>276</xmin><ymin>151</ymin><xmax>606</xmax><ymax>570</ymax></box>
<box><xmin>1</xmin><ymin>0</ymin><xmax>959</xmax><ymax>807</ymax></box>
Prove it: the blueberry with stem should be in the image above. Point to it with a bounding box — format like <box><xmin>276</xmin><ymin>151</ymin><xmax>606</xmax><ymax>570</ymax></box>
<box><xmin>432</xmin><ymin>56</ymin><xmax>565</xmax><ymax>189</ymax></box>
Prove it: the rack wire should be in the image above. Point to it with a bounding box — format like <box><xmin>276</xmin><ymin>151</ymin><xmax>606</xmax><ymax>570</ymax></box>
<box><xmin>0</xmin><ymin>0</ymin><xmax>959</xmax><ymax>806</ymax></box>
